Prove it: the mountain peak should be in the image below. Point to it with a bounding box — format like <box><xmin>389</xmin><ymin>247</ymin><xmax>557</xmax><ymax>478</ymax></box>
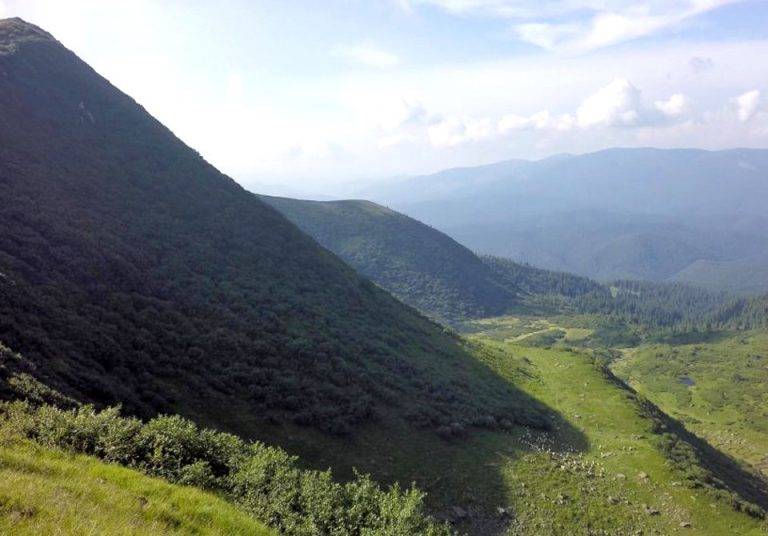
<box><xmin>0</xmin><ymin>17</ymin><xmax>56</xmax><ymax>53</ymax></box>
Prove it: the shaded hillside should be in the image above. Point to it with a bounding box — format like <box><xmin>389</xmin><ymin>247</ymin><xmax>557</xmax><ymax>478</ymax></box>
<box><xmin>0</xmin><ymin>18</ymin><xmax>545</xmax><ymax>436</ymax></box>
<box><xmin>260</xmin><ymin>195</ymin><xmax>517</xmax><ymax>322</ymax></box>
<box><xmin>365</xmin><ymin>149</ymin><xmax>768</xmax><ymax>289</ymax></box>
<box><xmin>260</xmin><ymin>196</ymin><xmax>768</xmax><ymax>333</ymax></box>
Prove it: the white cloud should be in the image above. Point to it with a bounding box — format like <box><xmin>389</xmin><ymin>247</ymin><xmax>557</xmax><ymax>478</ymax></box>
<box><xmin>498</xmin><ymin>110</ymin><xmax>574</xmax><ymax>132</ymax></box>
<box><xmin>334</xmin><ymin>42</ymin><xmax>400</xmax><ymax>68</ymax></box>
<box><xmin>427</xmin><ymin>116</ymin><xmax>494</xmax><ymax>147</ymax></box>
<box><xmin>575</xmin><ymin>78</ymin><xmax>642</xmax><ymax>127</ymax></box>
<box><xmin>654</xmin><ymin>93</ymin><xmax>693</xmax><ymax>117</ymax></box>
<box><xmin>403</xmin><ymin>1</ymin><xmax>743</xmax><ymax>53</ymax></box>
<box><xmin>734</xmin><ymin>90</ymin><xmax>761</xmax><ymax>122</ymax></box>
<box><xmin>374</xmin><ymin>78</ymin><xmax>702</xmax><ymax>151</ymax></box>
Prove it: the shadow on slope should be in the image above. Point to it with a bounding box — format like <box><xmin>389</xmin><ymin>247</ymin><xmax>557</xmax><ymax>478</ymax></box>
<box><xmin>183</xmin><ymin>342</ymin><xmax>590</xmax><ymax>535</ymax></box>
<box><xmin>600</xmin><ymin>364</ymin><xmax>768</xmax><ymax>516</ymax></box>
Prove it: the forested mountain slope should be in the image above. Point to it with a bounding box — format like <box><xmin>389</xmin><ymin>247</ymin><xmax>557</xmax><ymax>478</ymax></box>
<box><xmin>0</xmin><ymin>17</ymin><xmax>541</xmax><ymax>437</ymax></box>
<box><xmin>364</xmin><ymin>148</ymin><xmax>768</xmax><ymax>290</ymax></box>
<box><xmin>262</xmin><ymin>196</ymin><xmax>768</xmax><ymax>333</ymax></box>
<box><xmin>260</xmin><ymin>195</ymin><xmax>517</xmax><ymax>321</ymax></box>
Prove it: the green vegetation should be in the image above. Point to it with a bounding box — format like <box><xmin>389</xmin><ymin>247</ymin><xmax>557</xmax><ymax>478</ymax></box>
<box><xmin>463</xmin><ymin>327</ymin><xmax>767</xmax><ymax>534</ymax></box>
<box><xmin>262</xmin><ymin>195</ymin><xmax>768</xmax><ymax>335</ymax></box>
<box><xmin>613</xmin><ymin>330</ymin><xmax>768</xmax><ymax>475</ymax></box>
<box><xmin>0</xmin><ymin>17</ymin><xmax>543</xmax><ymax>438</ymax></box>
<box><xmin>0</xmin><ymin>436</ymin><xmax>274</xmax><ymax>535</ymax></box>
<box><xmin>1</xmin><ymin>17</ymin><xmax>767</xmax><ymax>536</ymax></box>
<box><xmin>0</xmin><ymin>401</ymin><xmax>449</xmax><ymax>535</ymax></box>
<box><xmin>5</xmin><ymin>331</ymin><xmax>767</xmax><ymax>535</ymax></box>
<box><xmin>260</xmin><ymin>196</ymin><xmax>517</xmax><ymax>322</ymax></box>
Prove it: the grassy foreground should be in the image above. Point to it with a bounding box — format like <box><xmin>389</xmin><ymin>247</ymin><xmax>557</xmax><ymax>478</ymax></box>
<box><xmin>0</xmin><ymin>437</ymin><xmax>273</xmax><ymax>535</ymax></box>
<box><xmin>612</xmin><ymin>329</ymin><xmax>768</xmax><ymax>475</ymax></box>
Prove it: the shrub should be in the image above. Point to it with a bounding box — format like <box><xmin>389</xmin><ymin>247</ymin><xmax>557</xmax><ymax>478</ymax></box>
<box><xmin>0</xmin><ymin>402</ymin><xmax>450</xmax><ymax>535</ymax></box>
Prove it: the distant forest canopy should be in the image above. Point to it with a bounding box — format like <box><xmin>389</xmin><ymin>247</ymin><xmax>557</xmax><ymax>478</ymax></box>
<box><xmin>485</xmin><ymin>256</ymin><xmax>768</xmax><ymax>332</ymax></box>
<box><xmin>259</xmin><ymin>195</ymin><xmax>517</xmax><ymax>322</ymax></box>
<box><xmin>261</xmin><ymin>195</ymin><xmax>768</xmax><ymax>334</ymax></box>
<box><xmin>0</xmin><ymin>18</ymin><xmax>545</xmax><ymax>438</ymax></box>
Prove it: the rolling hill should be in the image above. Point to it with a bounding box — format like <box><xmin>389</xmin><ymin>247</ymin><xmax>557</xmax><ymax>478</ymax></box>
<box><xmin>260</xmin><ymin>195</ymin><xmax>767</xmax><ymax>334</ymax></box>
<box><xmin>0</xmin><ymin>437</ymin><xmax>275</xmax><ymax>536</ymax></box>
<box><xmin>363</xmin><ymin>148</ymin><xmax>768</xmax><ymax>290</ymax></box>
<box><xmin>0</xmin><ymin>17</ymin><xmax>542</xmax><ymax>438</ymax></box>
<box><xmin>259</xmin><ymin>195</ymin><xmax>518</xmax><ymax>322</ymax></box>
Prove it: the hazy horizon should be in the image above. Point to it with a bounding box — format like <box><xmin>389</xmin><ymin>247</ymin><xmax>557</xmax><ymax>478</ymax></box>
<box><xmin>2</xmin><ymin>1</ymin><xmax>768</xmax><ymax>196</ymax></box>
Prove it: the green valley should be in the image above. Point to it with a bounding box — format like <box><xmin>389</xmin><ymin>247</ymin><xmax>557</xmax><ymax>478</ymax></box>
<box><xmin>613</xmin><ymin>330</ymin><xmax>768</xmax><ymax>475</ymax></box>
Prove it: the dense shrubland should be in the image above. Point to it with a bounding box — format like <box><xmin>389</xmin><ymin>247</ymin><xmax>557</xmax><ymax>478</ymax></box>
<box><xmin>260</xmin><ymin>197</ymin><xmax>517</xmax><ymax>323</ymax></box>
<box><xmin>0</xmin><ymin>401</ymin><xmax>450</xmax><ymax>536</ymax></box>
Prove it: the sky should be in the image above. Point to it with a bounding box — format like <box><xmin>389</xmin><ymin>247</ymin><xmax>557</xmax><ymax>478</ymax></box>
<box><xmin>2</xmin><ymin>0</ymin><xmax>768</xmax><ymax>195</ymax></box>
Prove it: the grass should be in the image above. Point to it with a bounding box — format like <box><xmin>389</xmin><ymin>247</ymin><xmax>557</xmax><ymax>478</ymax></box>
<box><xmin>188</xmin><ymin>320</ymin><xmax>768</xmax><ymax>535</ymax></box>
<box><xmin>472</xmin><ymin>337</ymin><xmax>766</xmax><ymax>535</ymax></box>
<box><xmin>612</xmin><ymin>329</ymin><xmax>768</xmax><ymax>475</ymax></box>
<box><xmin>3</xmin><ymin>317</ymin><xmax>766</xmax><ymax>535</ymax></box>
<box><xmin>0</xmin><ymin>436</ymin><xmax>274</xmax><ymax>535</ymax></box>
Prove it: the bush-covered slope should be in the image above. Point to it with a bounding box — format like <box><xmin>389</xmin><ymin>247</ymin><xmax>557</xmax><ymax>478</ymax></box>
<box><xmin>261</xmin><ymin>195</ymin><xmax>768</xmax><ymax>333</ymax></box>
<box><xmin>0</xmin><ymin>401</ymin><xmax>449</xmax><ymax>535</ymax></box>
<box><xmin>0</xmin><ymin>17</ymin><xmax>542</xmax><ymax>436</ymax></box>
<box><xmin>260</xmin><ymin>196</ymin><xmax>517</xmax><ymax>321</ymax></box>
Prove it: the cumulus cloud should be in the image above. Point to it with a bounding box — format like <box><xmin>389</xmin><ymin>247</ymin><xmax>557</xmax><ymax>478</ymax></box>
<box><xmin>734</xmin><ymin>90</ymin><xmax>761</xmax><ymax>122</ymax></box>
<box><xmin>334</xmin><ymin>42</ymin><xmax>400</xmax><ymax>68</ymax></box>
<box><xmin>376</xmin><ymin>78</ymin><xmax>697</xmax><ymax>149</ymax></box>
<box><xmin>654</xmin><ymin>93</ymin><xmax>693</xmax><ymax>118</ymax></box>
<box><xmin>402</xmin><ymin>1</ymin><xmax>743</xmax><ymax>53</ymax></box>
<box><xmin>575</xmin><ymin>78</ymin><xmax>642</xmax><ymax>127</ymax></box>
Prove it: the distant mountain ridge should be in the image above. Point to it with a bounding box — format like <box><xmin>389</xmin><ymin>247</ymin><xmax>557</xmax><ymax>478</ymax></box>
<box><xmin>363</xmin><ymin>148</ymin><xmax>768</xmax><ymax>291</ymax></box>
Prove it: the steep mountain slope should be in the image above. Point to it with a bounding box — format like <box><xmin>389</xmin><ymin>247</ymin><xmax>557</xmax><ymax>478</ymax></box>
<box><xmin>365</xmin><ymin>148</ymin><xmax>768</xmax><ymax>288</ymax></box>
<box><xmin>0</xmin><ymin>18</ymin><xmax>541</xmax><ymax>436</ymax></box>
<box><xmin>260</xmin><ymin>195</ymin><xmax>518</xmax><ymax>321</ymax></box>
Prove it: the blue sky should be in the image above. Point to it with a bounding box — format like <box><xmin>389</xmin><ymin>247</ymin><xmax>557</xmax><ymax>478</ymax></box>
<box><xmin>2</xmin><ymin>0</ymin><xmax>768</xmax><ymax>195</ymax></box>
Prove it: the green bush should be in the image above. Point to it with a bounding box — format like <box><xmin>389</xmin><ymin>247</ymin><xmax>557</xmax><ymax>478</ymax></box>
<box><xmin>0</xmin><ymin>402</ymin><xmax>449</xmax><ymax>535</ymax></box>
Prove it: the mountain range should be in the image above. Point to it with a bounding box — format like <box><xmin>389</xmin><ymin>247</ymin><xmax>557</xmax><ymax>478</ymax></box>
<box><xmin>362</xmin><ymin>148</ymin><xmax>768</xmax><ymax>292</ymax></box>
